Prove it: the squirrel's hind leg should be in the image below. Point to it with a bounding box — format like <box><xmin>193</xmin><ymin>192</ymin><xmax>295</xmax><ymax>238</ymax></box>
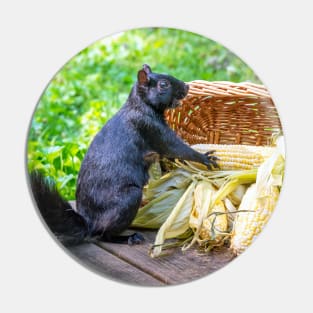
<box><xmin>98</xmin><ymin>232</ymin><xmax>145</xmax><ymax>245</ymax></box>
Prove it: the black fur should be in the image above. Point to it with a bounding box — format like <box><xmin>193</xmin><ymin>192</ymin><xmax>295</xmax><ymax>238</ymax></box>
<box><xmin>30</xmin><ymin>64</ymin><xmax>217</xmax><ymax>246</ymax></box>
<box><xmin>30</xmin><ymin>171</ymin><xmax>88</xmax><ymax>246</ymax></box>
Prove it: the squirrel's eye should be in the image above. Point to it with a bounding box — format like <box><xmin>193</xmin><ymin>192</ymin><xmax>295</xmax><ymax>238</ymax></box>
<box><xmin>158</xmin><ymin>80</ymin><xmax>170</xmax><ymax>89</ymax></box>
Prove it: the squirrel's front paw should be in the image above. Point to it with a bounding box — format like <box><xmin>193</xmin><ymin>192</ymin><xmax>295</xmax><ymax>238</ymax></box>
<box><xmin>203</xmin><ymin>150</ymin><xmax>219</xmax><ymax>170</ymax></box>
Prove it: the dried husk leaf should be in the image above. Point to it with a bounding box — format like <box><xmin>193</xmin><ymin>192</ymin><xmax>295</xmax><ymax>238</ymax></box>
<box><xmin>150</xmin><ymin>181</ymin><xmax>196</xmax><ymax>257</ymax></box>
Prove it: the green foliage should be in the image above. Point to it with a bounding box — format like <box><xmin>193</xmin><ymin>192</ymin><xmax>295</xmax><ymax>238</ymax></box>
<box><xmin>27</xmin><ymin>27</ymin><xmax>261</xmax><ymax>200</ymax></box>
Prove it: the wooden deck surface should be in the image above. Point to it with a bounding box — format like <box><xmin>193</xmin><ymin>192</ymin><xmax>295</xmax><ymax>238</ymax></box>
<box><xmin>68</xmin><ymin>229</ymin><xmax>235</xmax><ymax>286</ymax></box>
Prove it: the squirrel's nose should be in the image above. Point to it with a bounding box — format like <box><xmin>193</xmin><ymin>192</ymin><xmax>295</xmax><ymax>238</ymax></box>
<box><xmin>177</xmin><ymin>83</ymin><xmax>189</xmax><ymax>99</ymax></box>
<box><xmin>182</xmin><ymin>84</ymin><xmax>189</xmax><ymax>97</ymax></box>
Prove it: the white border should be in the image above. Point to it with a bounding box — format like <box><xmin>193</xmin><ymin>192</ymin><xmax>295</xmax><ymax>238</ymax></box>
<box><xmin>1</xmin><ymin>0</ymin><xmax>312</xmax><ymax>312</ymax></box>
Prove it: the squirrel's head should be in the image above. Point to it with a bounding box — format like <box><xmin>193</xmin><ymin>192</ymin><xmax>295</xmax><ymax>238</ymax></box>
<box><xmin>136</xmin><ymin>64</ymin><xmax>189</xmax><ymax>112</ymax></box>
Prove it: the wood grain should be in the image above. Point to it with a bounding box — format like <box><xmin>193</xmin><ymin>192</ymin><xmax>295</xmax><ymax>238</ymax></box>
<box><xmin>68</xmin><ymin>202</ymin><xmax>235</xmax><ymax>286</ymax></box>
<box><xmin>96</xmin><ymin>230</ymin><xmax>235</xmax><ymax>285</ymax></box>
<box><xmin>69</xmin><ymin>243</ymin><xmax>164</xmax><ymax>286</ymax></box>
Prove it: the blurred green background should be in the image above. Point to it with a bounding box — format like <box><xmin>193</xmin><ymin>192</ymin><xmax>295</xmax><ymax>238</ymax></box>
<box><xmin>27</xmin><ymin>27</ymin><xmax>261</xmax><ymax>200</ymax></box>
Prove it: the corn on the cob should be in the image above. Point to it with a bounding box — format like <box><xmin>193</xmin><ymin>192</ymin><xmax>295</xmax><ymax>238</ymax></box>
<box><xmin>191</xmin><ymin>144</ymin><xmax>275</xmax><ymax>170</ymax></box>
<box><xmin>199</xmin><ymin>200</ymin><xmax>228</xmax><ymax>242</ymax></box>
<box><xmin>135</xmin><ymin>137</ymin><xmax>284</xmax><ymax>258</ymax></box>
<box><xmin>230</xmin><ymin>183</ymin><xmax>279</xmax><ymax>255</ymax></box>
<box><xmin>187</xmin><ymin>181</ymin><xmax>228</xmax><ymax>249</ymax></box>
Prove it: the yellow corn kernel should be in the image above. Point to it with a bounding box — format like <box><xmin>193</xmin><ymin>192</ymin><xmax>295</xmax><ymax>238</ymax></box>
<box><xmin>199</xmin><ymin>200</ymin><xmax>228</xmax><ymax>242</ymax></box>
<box><xmin>230</xmin><ymin>183</ymin><xmax>279</xmax><ymax>255</ymax></box>
<box><xmin>191</xmin><ymin>144</ymin><xmax>275</xmax><ymax>170</ymax></box>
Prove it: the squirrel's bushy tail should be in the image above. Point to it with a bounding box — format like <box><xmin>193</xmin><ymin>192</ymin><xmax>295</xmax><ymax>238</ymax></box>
<box><xmin>29</xmin><ymin>171</ymin><xmax>88</xmax><ymax>246</ymax></box>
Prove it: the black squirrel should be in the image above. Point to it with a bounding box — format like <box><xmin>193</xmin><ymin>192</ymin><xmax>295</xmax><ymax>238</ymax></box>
<box><xmin>30</xmin><ymin>64</ymin><xmax>218</xmax><ymax>246</ymax></box>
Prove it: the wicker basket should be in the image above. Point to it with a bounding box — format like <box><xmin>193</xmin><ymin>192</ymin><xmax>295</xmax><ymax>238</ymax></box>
<box><xmin>165</xmin><ymin>81</ymin><xmax>282</xmax><ymax>146</ymax></box>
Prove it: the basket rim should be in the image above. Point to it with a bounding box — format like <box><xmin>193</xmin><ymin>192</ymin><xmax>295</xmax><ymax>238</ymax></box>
<box><xmin>186</xmin><ymin>80</ymin><xmax>271</xmax><ymax>99</ymax></box>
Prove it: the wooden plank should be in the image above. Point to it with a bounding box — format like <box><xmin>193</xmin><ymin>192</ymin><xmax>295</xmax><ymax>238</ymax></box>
<box><xmin>97</xmin><ymin>230</ymin><xmax>235</xmax><ymax>285</ymax></box>
<box><xmin>69</xmin><ymin>243</ymin><xmax>164</xmax><ymax>286</ymax></box>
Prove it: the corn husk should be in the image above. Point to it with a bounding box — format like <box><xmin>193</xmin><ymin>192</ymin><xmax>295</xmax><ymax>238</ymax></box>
<box><xmin>184</xmin><ymin>181</ymin><xmax>228</xmax><ymax>250</ymax></box>
<box><xmin>132</xmin><ymin>188</ymin><xmax>186</xmax><ymax>229</ymax></box>
<box><xmin>143</xmin><ymin>168</ymin><xmax>191</xmax><ymax>201</ymax></box>
<box><xmin>228</xmin><ymin>185</ymin><xmax>248</xmax><ymax>206</ymax></box>
<box><xmin>148</xmin><ymin>161</ymin><xmax>162</xmax><ymax>181</ymax></box>
<box><xmin>132</xmin><ymin>167</ymin><xmax>192</xmax><ymax>229</ymax></box>
<box><xmin>185</xmin><ymin>180</ymin><xmax>214</xmax><ymax>249</ymax></box>
<box><xmin>150</xmin><ymin>181</ymin><xmax>196</xmax><ymax>257</ymax></box>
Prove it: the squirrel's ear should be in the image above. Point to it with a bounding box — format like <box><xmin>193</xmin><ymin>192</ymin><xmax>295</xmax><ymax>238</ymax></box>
<box><xmin>137</xmin><ymin>69</ymin><xmax>149</xmax><ymax>85</ymax></box>
<box><xmin>142</xmin><ymin>64</ymin><xmax>152</xmax><ymax>74</ymax></box>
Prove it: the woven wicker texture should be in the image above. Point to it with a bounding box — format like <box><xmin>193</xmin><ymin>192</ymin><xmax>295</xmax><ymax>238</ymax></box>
<box><xmin>165</xmin><ymin>81</ymin><xmax>282</xmax><ymax>146</ymax></box>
